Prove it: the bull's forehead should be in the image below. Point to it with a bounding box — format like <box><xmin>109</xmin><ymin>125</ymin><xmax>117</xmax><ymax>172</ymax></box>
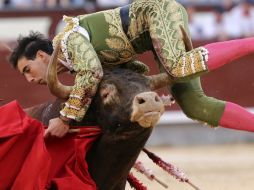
<box><xmin>99</xmin><ymin>80</ymin><xmax>151</xmax><ymax>106</ymax></box>
<box><xmin>98</xmin><ymin>69</ymin><xmax>152</xmax><ymax>111</ymax></box>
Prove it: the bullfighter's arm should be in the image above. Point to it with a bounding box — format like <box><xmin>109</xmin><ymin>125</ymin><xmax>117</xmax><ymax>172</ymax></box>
<box><xmin>60</xmin><ymin>32</ymin><xmax>103</xmax><ymax>122</ymax></box>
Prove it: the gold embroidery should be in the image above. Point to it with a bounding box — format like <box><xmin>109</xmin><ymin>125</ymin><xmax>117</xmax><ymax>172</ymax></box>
<box><xmin>100</xmin><ymin>8</ymin><xmax>136</xmax><ymax>64</ymax></box>
<box><xmin>193</xmin><ymin>53</ymin><xmax>203</xmax><ymax>72</ymax></box>
<box><xmin>99</xmin><ymin>50</ymin><xmax>120</xmax><ymax>63</ymax></box>
<box><xmin>128</xmin><ymin>0</ymin><xmax>185</xmax><ymax>72</ymax></box>
<box><xmin>66</xmin><ymin>97</ymin><xmax>83</xmax><ymax>108</ymax></box>
<box><xmin>71</xmin><ymin>88</ymin><xmax>85</xmax><ymax>97</ymax></box>
<box><xmin>171</xmin><ymin>48</ymin><xmax>208</xmax><ymax>78</ymax></box>
<box><xmin>60</xmin><ymin>33</ymin><xmax>103</xmax><ymax>121</ymax></box>
<box><xmin>123</xmin><ymin>60</ymin><xmax>150</xmax><ymax>74</ymax></box>
<box><xmin>184</xmin><ymin>56</ymin><xmax>193</xmax><ymax>76</ymax></box>
<box><xmin>128</xmin><ymin>0</ymin><xmax>209</xmax><ymax>79</ymax></box>
<box><xmin>53</xmin><ymin>16</ymin><xmax>78</xmax><ymax>48</ymax></box>
<box><xmin>106</xmin><ymin>38</ymin><xmax>126</xmax><ymax>49</ymax></box>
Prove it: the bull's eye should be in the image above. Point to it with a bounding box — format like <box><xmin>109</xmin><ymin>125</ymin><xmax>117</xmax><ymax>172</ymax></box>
<box><xmin>100</xmin><ymin>83</ymin><xmax>119</xmax><ymax>105</ymax></box>
<box><xmin>102</xmin><ymin>91</ymin><xmax>109</xmax><ymax>99</ymax></box>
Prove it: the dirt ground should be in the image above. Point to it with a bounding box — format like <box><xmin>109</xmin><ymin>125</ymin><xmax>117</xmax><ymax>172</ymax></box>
<box><xmin>126</xmin><ymin>143</ymin><xmax>254</xmax><ymax>190</ymax></box>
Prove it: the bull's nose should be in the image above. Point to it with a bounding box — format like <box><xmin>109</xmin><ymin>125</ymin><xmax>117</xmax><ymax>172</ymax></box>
<box><xmin>135</xmin><ymin>92</ymin><xmax>161</xmax><ymax>106</ymax></box>
<box><xmin>131</xmin><ymin>91</ymin><xmax>165</xmax><ymax>128</ymax></box>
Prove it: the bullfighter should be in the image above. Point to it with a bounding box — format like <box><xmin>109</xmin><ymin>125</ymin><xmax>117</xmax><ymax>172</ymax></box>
<box><xmin>9</xmin><ymin>0</ymin><xmax>254</xmax><ymax>137</ymax></box>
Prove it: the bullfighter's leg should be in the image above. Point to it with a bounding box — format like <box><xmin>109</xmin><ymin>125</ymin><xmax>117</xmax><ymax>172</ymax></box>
<box><xmin>130</xmin><ymin>0</ymin><xmax>254</xmax><ymax>131</ymax></box>
<box><xmin>171</xmin><ymin>77</ymin><xmax>226</xmax><ymax>127</ymax></box>
<box><xmin>146</xmin><ymin>0</ymin><xmax>254</xmax><ymax>81</ymax></box>
<box><xmin>204</xmin><ymin>38</ymin><xmax>254</xmax><ymax>71</ymax></box>
<box><xmin>146</xmin><ymin>0</ymin><xmax>254</xmax><ymax>131</ymax></box>
<box><xmin>171</xmin><ymin>78</ymin><xmax>254</xmax><ymax>132</ymax></box>
<box><xmin>146</xmin><ymin>1</ymin><xmax>209</xmax><ymax>80</ymax></box>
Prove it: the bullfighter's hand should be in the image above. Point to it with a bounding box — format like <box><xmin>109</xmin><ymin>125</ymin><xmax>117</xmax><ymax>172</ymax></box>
<box><xmin>44</xmin><ymin>117</ymin><xmax>70</xmax><ymax>138</ymax></box>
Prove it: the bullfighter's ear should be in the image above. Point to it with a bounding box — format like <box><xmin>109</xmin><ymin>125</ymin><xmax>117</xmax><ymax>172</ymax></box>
<box><xmin>160</xmin><ymin>94</ymin><xmax>175</xmax><ymax>107</ymax></box>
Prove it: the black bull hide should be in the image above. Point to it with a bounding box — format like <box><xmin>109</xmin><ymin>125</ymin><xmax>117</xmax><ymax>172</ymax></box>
<box><xmin>26</xmin><ymin>68</ymin><xmax>164</xmax><ymax>190</ymax></box>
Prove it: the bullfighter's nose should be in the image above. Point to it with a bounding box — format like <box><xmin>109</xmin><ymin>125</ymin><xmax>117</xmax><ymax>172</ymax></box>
<box><xmin>131</xmin><ymin>92</ymin><xmax>165</xmax><ymax>128</ymax></box>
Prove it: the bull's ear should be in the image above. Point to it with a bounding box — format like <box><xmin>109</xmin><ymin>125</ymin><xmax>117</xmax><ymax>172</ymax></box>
<box><xmin>148</xmin><ymin>26</ymin><xmax>193</xmax><ymax>90</ymax></box>
<box><xmin>160</xmin><ymin>94</ymin><xmax>175</xmax><ymax>106</ymax></box>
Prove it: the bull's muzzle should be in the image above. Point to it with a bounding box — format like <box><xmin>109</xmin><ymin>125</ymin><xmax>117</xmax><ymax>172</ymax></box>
<box><xmin>130</xmin><ymin>92</ymin><xmax>165</xmax><ymax>128</ymax></box>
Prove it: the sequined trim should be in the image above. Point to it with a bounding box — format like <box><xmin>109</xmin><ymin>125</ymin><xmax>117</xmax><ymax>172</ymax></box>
<box><xmin>64</xmin><ymin>102</ymin><xmax>81</xmax><ymax>110</ymax></box>
<box><xmin>171</xmin><ymin>47</ymin><xmax>209</xmax><ymax>78</ymax></box>
<box><xmin>60</xmin><ymin>110</ymin><xmax>76</xmax><ymax>120</ymax></box>
<box><xmin>52</xmin><ymin>16</ymin><xmax>90</xmax><ymax>71</ymax></box>
<box><xmin>200</xmin><ymin>47</ymin><xmax>209</xmax><ymax>70</ymax></box>
<box><xmin>59</xmin><ymin>32</ymin><xmax>103</xmax><ymax>121</ymax></box>
<box><xmin>69</xmin><ymin>94</ymin><xmax>82</xmax><ymax>99</ymax></box>
<box><xmin>60</xmin><ymin>108</ymin><xmax>86</xmax><ymax>121</ymax></box>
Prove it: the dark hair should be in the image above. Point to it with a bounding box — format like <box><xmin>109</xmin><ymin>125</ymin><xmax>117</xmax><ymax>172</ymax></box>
<box><xmin>9</xmin><ymin>31</ymin><xmax>53</xmax><ymax>68</ymax></box>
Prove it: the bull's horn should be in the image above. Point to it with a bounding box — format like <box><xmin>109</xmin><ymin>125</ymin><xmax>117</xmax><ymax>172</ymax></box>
<box><xmin>179</xmin><ymin>25</ymin><xmax>193</xmax><ymax>51</ymax></box>
<box><xmin>148</xmin><ymin>26</ymin><xmax>193</xmax><ymax>90</ymax></box>
<box><xmin>46</xmin><ymin>43</ymin><xmax>73</xmax><ymax>99</ymax></box>
<box><xmin>147</xmin><ymin>73</ymin><xmax>173</xmax><ymax>90</ymax></box>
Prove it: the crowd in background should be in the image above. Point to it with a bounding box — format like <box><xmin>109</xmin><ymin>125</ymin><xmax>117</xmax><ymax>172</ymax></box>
<box><xmin>188</xmin><ymin>0</ymin><xmax>254</xmax><ymax>40</ymax></box>
<box><xmin>1</xmin><ymin>0</ymin><xmax>254</xmax><ymax>41</ymax></box>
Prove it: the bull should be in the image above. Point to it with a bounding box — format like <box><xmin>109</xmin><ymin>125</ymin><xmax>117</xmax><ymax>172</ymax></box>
<box><xmin>25</xmin><ymin>67</ymin><xmax>171</xmax><ymax>190</ymax></box>
<box><xmin>25</xmin><ymin>26</ymin><xmax>191</xmax><ymax>189</ymax></box>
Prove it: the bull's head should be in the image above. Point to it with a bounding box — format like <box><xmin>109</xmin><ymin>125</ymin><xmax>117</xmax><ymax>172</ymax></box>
<box><xmin>47</xmin><ymin>51</ymin><xmax>174</xmax><ymax>129</ymax></box>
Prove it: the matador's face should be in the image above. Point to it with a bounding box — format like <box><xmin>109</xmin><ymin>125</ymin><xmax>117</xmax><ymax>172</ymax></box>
<box><xmin>17</xmin><ymin>50</ymin><xmax>50</xmax><ymax>85</ymax></box>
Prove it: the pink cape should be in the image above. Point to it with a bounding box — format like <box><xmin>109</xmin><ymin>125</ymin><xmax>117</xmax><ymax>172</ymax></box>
<box><xmin>0</xmin><ymin>101</ymin><xmax>101</xmax><ymax>190</ymax></box>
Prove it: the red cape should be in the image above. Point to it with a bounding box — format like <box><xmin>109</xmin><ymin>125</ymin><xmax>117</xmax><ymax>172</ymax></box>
<box><xmin>0</xmin><ymin>101</ymin><xmax>101</xmax><ymax>190</ymax></box>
